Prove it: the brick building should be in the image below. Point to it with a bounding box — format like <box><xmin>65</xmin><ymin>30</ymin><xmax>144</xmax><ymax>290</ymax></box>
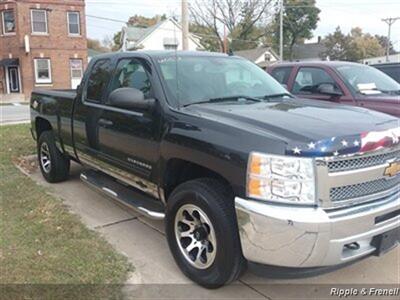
<box><xmin>0</xmin><ymin>0</ymin><xmax>87</xmax><ymax>101</ymax></box>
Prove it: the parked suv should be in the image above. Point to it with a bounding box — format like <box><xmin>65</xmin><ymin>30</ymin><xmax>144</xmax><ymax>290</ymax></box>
<box><xmin>267</xmin><ymin>61</ymin><xmax>400</xmax><ymax>117</ymax></box>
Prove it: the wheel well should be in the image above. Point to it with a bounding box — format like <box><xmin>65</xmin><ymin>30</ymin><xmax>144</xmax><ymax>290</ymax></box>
<box><xmin>163</xmin><ymin>159</ymin><xmax>233</xmax><ymax>200</ymax></box>
<box><xmin>36</xmin><ymin>117</ymin><xmax>52</xmax><ymax>138</ymax></box>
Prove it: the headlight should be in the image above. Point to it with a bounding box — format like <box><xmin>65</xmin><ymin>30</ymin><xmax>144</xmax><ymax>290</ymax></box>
<box><xmin>247</xmin><ymin>152</ymin><xmax>316</xmax><ymax>205</ymax></box>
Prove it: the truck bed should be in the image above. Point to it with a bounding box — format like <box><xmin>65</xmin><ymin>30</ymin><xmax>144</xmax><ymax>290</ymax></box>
<box><xmin>31</xmin><ymin>89</ymin><xmax>77</xmax><ymax>157</ymax></box>
<box><xmin>32</xmin><ymin>89</ymin><xmax>77</xmax><ymax>99</ymax></box>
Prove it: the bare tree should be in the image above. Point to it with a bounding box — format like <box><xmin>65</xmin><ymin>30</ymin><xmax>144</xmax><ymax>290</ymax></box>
<box><xmin>190</xmin><ymin>0</ymin><xmax>275</xmax><ymax>52</ymax></box>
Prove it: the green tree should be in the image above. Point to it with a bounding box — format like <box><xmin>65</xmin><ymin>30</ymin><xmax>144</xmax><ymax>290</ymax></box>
<box><xmin>322</xmin><ymin>27</ymin><xmax>356</xmax><ymax>61</ymax></box>
<box><xmin>271</xmin><ymin>0</ymin><xmax>320</xmax><ymax>59</ymax></box>
<box><xmin>350</xmin><ymin>28</ymin><xmax>384</xmax><ymax>60</ymax></box>
<box><xmin>322</xmin><ymin>27</ymin><xmax>385</xmax><ymax>61</ymax></box>
<box><xmin>112</xmin><ymin>31</ymin><xmax>122</xmax><ymax>51</ymax></box>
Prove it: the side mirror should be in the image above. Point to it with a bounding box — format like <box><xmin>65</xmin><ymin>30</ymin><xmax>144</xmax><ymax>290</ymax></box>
<box><xmin>317</xmin><ymin>83</ymin><xmax>342</xmax><ymax>96</ymax></box>
<box><xmin>281</xmin><ymin>83</ymin><xmax>288</xmax><ymax>90</ymax></box>
<box><xmin>108</xmin><ymin>87</ymin><xmax>156</xmax><ymax>111</ymax></box>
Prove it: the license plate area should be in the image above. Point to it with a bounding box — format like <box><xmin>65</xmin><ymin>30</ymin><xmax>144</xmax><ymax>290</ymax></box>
<box><xmin>371</xmin><ymin>227</ymin><xmax>400</xmax><ymax>256</ymax></box>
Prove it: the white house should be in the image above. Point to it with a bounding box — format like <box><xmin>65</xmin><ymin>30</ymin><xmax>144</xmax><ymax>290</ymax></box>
<box><xmin>234</xmin><ymin>47</ymin><xmax>279</xmax><ymax>69</ymax></box>
<box><xmin>120</xmin><ymin>18</ymin><xmax>203</xmax><ymax>51</ymax></box>
<box><xmin>362</xmin><ymin>54</ymin><xmax>400</xmax><ymax>65</ymax></box>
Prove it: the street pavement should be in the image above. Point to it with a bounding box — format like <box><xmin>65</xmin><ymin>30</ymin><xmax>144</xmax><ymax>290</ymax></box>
<box><xmin>0</xmin><ymin>104</ymin><xmax>30</xmax><ymax>125</ymax></box>
<box><xmin>25</xmin><ymin>161</ymin><xmax>400</xmax><ymax>299</ymax></box>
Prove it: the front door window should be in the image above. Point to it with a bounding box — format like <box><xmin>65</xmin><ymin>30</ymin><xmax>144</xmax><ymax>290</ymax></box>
<box><xmin>293</xmin><ymin>67</ymin><xmax>341</xmax><ymax>95</ymax></box>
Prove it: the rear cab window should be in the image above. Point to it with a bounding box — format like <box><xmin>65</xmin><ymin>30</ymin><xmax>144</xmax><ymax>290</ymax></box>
<box><xmin>85</xmin><ymin>59</ymin><xmax>112</xmax><ymax>103</ymax></box>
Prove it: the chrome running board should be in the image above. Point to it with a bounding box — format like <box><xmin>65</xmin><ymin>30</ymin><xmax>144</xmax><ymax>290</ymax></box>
<box><xmin>80</xmin><ymin>169</ymin><xmax>165</xmax><ymax>220</ymax></box>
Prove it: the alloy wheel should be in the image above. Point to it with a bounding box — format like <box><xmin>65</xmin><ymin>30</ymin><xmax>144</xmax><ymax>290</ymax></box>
<box><xmin>40</xmin><ymin>142</ymin><xmax>51</xmax><ymax>173</ymax></box>
<box><xmin>174</xmin><ymin>204</ymin><xmax>217</xmax><ymax>269</ymax></box>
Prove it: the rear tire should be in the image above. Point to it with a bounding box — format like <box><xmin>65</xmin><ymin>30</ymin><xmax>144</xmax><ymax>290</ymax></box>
<box><xmin>165</xmin><ymin>178</ymin><xmax>246</xmax><ymax>288</ymax></box>
<box><xmin>38</xmin><ymin>131</ymin><xmax>70</xmax><ymax>183</ymax></box>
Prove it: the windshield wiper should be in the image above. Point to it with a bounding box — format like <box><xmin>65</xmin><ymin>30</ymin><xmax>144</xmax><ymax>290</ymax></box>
<box><xmin>262</xmin><ymin>92</ymin><xmax>293</xmax><ymax>102</ymax></box>
<box><xmin>182</xmin><ymin>95</ymin><xmax>262</xmax><ymax>107</ymax></box>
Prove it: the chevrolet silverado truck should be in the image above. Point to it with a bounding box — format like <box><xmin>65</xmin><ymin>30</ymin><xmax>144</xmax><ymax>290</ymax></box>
<box><xmin>267</xmin><ymin>61</ymin><xmax>400</xmax><ymax>117</ymax></box>
<box><xmin>31</xmin><ymin>51</ymin><xmax>400</xmax><ymax>288</ymax></box>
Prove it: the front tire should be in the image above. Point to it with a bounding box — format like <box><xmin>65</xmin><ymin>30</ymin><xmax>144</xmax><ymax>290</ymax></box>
<box><xmin>165</xmin><ymin>178</ymin><xmax>246</xmax><ymax>288</ymax></box>
<box><xmin>38</xmin><ymin>131</ymin><xmax>70</xmax><ymax>183</ymax></box>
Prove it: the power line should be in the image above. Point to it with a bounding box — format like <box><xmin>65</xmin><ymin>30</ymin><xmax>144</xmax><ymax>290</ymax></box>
<box><xmin>86</xmin><ymin>14</ymin><xmax>264</xmax><ymax>44</ymax></box>
<box><xmin>87</xmin><ymin>14</ymin><xmax>126</xmax><ymax>23</ymax></box>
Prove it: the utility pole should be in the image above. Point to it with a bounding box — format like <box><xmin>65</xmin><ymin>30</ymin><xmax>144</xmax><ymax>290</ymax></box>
<box><xmin>381</xmin><ymin>17</ymin><xmax>399</xmax><ymax>62</ymax></box>
<box><xmin>223</xmin><ymin>25</ymin><xmax>227</xmax><ymax>53</ymax></box>
<box><xmin>279</xmin><ymin>0</ymin><xmax>284</xmax><ymax>61</ymax></box>
<box><xmin>182</xmin><ymin>0</ymin><xmax>189</xmax><ymax>50</ymax></box>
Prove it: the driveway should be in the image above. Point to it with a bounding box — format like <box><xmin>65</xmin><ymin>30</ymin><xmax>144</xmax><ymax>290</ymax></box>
<box><xmin>27</xmin><ymin>161</ymin><xmax>400</xmax><ymax>299</ymax></box>
<box><xmin>0</xmin><ymin>104</ymin><xmax>30</xmax><ymax>125</ymax></box>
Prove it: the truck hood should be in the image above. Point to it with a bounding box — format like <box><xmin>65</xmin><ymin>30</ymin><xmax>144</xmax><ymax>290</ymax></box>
<box><xmin>183</xmin><ymin>98</ymin><xmax>399</xmax><ymax>156</ymax></box>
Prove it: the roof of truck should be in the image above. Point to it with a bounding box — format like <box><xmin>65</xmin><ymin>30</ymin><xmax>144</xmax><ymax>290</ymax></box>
<box><xmin>267</xmin><ymin>60</ymin><xmax>366</xmax><ymax>69</ymax></box>
<box><xmin>93</xmin><ymin>50</ymin><xmax>230</xmax><ymax>60</ymax></box>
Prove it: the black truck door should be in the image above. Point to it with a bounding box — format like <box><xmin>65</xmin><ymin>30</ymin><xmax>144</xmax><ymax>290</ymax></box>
<box><xmin>96</xmin><ymin>57</ymin><xmax>161</xmax><ymax>198</ymax></box>
<box><xmin>72</xmin><ymin>58</ymin><xmax>114</xmax><ymax>165</ymax></box>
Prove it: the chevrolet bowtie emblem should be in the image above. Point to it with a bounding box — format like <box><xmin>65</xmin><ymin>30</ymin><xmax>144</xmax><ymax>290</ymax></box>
<box><xmin>384</xmin><ymin>161</ymin><xmax>400</xmax><ymax>177</ymax></box>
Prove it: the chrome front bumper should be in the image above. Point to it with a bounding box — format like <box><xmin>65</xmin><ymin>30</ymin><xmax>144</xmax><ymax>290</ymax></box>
<box><xmin>235</xmin><ymin>192</ymin><xmax>400</xmax><ymax>268</ymax></box>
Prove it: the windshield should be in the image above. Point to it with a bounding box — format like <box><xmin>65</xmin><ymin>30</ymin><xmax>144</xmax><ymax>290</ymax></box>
<box><xmin>158</xmin><ymin>56</ymin><xmax>288</xmax><ymax>106</ymax></box>
<box><xmin>335</xmin><ymin>65</ymin><xmax>400</xmax><ymax>94</ymax></box>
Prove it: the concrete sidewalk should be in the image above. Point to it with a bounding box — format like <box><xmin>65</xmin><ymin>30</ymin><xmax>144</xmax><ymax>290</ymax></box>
<box><xmin>0</xmin><ymin>103</ymin><xmax>30</xmax><ymax>125</ymax></box>
<box><xmin>26</xmin><ymin>161</ymin><xmax>400</xmax><ymax>299</ymax></box>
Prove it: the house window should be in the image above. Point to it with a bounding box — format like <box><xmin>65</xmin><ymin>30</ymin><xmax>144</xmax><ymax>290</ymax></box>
<box><xmin>70</xmin><ymin>59</ymin><xmax>83</xmax><ymax>78</ymax></box>
<box><xmin>2</xmin><ymin>10</ymin><xmax>16</xmax><ymax>34</ymax></box>
<box><xmin>34</xmin><ymin>59</ymin><xmax>52</xmax><ymax>84</ymax></box>
<box><xmin>31</xmin><ymin>9</ymin><xmax>48</xmax><ymax>34</ymax></box>
<box><xmin>67</xmin><ymin>12</ymin><xmax>80</xmax><ymax>35</ymax></box>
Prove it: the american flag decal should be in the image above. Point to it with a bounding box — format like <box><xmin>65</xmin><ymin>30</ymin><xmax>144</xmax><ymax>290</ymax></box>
<box><xmin>360</xmin><ymin>128</ymin><xmax>400</xmax><ymax>153</ymax></box>
<box><xmin>286</xmin><ymin>127</ymin><xmax>400</xmax><ymax>157</ymax></box>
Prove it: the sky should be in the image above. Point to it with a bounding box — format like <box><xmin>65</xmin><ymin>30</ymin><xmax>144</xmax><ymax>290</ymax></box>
<box><xmin>86</xmin><ymin>0</ymin><xmax>400</xmax><ymax>51</ymax></box>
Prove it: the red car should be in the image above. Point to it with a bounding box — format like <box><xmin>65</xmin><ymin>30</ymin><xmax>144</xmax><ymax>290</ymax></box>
<box><xmin>267</xmin><ymin>61</ymin><xmax>400</xmax><ymax>117</ymax></box>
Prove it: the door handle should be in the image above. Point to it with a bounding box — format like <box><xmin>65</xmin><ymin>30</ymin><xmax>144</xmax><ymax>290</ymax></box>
<box><xmin>98</xmin><ymin>118</ymin><xmax>113</xmax><ymax>126</ymax></box>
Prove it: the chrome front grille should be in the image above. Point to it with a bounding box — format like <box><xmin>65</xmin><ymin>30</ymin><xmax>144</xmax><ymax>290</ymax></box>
<box><xmin>317</xmin><ymin>146</ymin><xmax>400</xmax><ymax>208</ymax></box>
<box><xmin>330</xmin><ymin>176</ymin><xmax>400</xmax><ymax>202</ymax></box>
<box><xmin>327</xmin><ymin>149</ymin><xmax>400</xmax><ymax>173</ymax></box>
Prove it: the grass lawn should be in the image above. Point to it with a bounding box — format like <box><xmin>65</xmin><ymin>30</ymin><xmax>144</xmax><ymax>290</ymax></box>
<box><xmin>0</xmin><ymin>124</ymin><xmax>133</xmax><ymax>296</ymax></box>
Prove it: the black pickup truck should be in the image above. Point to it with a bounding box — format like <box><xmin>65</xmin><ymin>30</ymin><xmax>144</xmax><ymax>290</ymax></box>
<box><xmin>31</xmin><ymin>51</ymin><xmax>400</xmax><ymax>288</ymax></box>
